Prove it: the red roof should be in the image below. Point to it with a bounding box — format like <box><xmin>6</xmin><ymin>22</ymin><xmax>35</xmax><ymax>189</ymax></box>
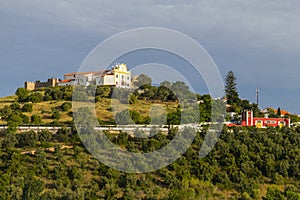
<box><xmin>60</xmin><ymin>79</ymin><xmax>74</xmax><ymax>83</ymax></box>
<box><xmin>273</xmin><ymin>109</ymin><xmax>290</xmax><ymax>116</ymax></box>
<box><xmin>64</xmin><ymin>70</ymin><xmax>107</xmax><ymax>77</ymax></box>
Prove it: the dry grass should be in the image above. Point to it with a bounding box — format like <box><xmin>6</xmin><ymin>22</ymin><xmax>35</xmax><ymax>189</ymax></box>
<box><xmin>0</xmin><ymin>96</ymin><xmax>178</xmax><ymax>125</ymax></box>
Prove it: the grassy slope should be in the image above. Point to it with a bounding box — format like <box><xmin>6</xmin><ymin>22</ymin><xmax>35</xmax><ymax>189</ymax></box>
<box><xmin>0</xmin><ymin>95</ymin><xmax>178</xmax><ymax>125</ymax></box>
<box><xmin>0</xmin><ymin>94</ymin><xmax>295</xmax><ymax>198</ymax></box>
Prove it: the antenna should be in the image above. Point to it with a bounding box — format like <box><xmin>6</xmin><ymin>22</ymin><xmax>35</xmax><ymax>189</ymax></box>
<box><xmin>256</xmin><ymin>88</ymin><xmax>259</xmax><ymax>106</ymax></box>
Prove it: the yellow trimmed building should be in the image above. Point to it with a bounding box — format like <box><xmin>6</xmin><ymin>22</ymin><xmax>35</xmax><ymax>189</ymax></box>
<box><xmin>95</xmin><ymin>63</ymin><xmax>131</xmax><ymax>88</ymax></box>
<box><xmin>57</xmin><ymin>63</ymin><xmax>132</xmax><ymax>88</ymax></box>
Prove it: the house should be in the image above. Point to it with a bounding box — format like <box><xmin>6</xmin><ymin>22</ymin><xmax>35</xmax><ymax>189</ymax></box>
<box><xmin>57</xmin><ymin>63</ymin><xmax>131</xmax><ymax>88</ymax></box>
<box><xmin>241</xmin><ymin>110</ymin><xmax>290</xmax><ymax>128</ymax></box>
<box><xmin>95</xmin><ymin>63</ymin><xmax>131</xmax><ymax>88</ymax></box>
<box><xmin>57</xmin><ymin>79</ymin><xmax>76</xmax><ymax>86</ymax></box>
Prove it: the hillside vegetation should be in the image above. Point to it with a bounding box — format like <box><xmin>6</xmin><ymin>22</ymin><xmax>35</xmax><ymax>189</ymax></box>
<box><xmin>0</xmin><ymin>124</ymin><xmax>299</xmax><ymax>199</ymax></box>
<box><xmin>0</xmin><ymin>85</ymin><xmax>299</xmax><ymax>199</ymax></box>
<box><xmin>0</xmin><ymin>84</ymin><xmax>198</xmax><ymax>126</ymax></box>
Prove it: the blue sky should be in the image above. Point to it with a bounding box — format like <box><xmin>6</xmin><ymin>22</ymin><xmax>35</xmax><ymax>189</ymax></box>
<box><xmin>1</xmin><ymin>0</ymin><xmax>300</xmax><ymax>113</ymax></box>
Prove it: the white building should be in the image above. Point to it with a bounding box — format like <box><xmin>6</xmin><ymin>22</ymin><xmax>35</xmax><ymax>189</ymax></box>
<box><xmin>95</xmin><ymin>63</ymin><xmax>131</xmax><ymax>88</ymax></box>
<box><xmin>57</xmin><ymin>63</ymin><xmax>131</xmax><ymax>88</ymax></box>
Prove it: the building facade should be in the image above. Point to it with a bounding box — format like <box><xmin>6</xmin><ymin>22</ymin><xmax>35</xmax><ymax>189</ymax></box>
<box><xmin>241</xmin><ymin>110</ymin><xmax>290</xmax><ymax>128</ymax></box>
<box><xmin>95</xmin><ymin>63</ymin><xmax>131</xmax><ymax>88</ymax></box>
<box><xmin>25</xmin><ymin>78</ymin><xmax>58</xmax><ymax>90</ymax></box>
<box><xmin>58</xmin><ymin>63</ymin><xmax>131</xmax><ymax>88</ymax></box>
<box><xmin>24</xmin><ymin>63</ymin><xmax>132</xmax><ymax>90</ymax></box>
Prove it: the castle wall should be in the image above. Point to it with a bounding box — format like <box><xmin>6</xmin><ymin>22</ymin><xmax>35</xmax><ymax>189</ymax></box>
<box><xmin>24</xmin><ymin>78</ymin><xmax>58</xmax><ymax>90</ymax></box>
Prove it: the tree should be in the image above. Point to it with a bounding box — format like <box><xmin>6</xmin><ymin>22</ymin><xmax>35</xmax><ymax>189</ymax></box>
<box><xmin>225</xmin><ymin>71</ymin><xmax>239</xmax><ymax>103</ymax></box>
<box><xmin>22</xmin><ymin>103</ymin><xmax>33</xmax><ymax>112</ymax></box>
<box><xmin>52</xmin><ymin>110</ymin><xmax>61</xmax><ymax>120</ymax></box>
<box><xmin>225</xmin><ymin>71</ymin><xmax>240</xmax><ymax>110</ymax></box>
<box><xmin>22</xmin><ymin>173</ymin><xmax>44</xmax><ymax>200</ymax></box>
<box><xmin>30</xmin><ymin>92</ymin><xmax>43</xmax><ymax>103</ymax></box>
<box><xmin>10</xmin><ymin>102</ymin><xmax>21</xmax><ymax>110</ymax></box>
<box><xmin>115</xmin><ymin>109</ymin><xmax>140</xmax><ymax>125</ymax></box>
<box><xmin>134</xmin><ymin>74</ymin><xmax>152</xmax><ymax>89</ymax></box>
<box><xmin>263</xmin><ymin>187</ymin><xmax>284</xmax><ymax>200</ymax></box>
<box><xmin>31</xmin><ymin>114</ymin><xmax>42</xmax><ymax>124</ymax></box>
<box><xmin>7</xmin><ymin>111</ymin><xmax>24</xmax><ymax>125</ymax></box>
<box><xmin>96</xmin><ymin>86</ymin><xmax>111</xmax><ymax>98</ymax></box>
<box><xmin>61</xmin><ymin>102</ymin><xmax>72</xmax><ymax>112</ymax></box>
<box><xmin>277</xmin><ymin>107</ymin><xmax>281</xmax><ymax>117</ymax></box>
<box><xmin>15</xmin><ymin>88</ymin><xmax>29</xmax><ymax>102</ymax></box>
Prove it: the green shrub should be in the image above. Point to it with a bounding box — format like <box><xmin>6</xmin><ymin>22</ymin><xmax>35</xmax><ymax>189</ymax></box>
<box><xmin>52</xmin><ymin>110</ymin><xmax>61</xmax><ymax>120</ymax></box>
<box><xmin>22</xmin><ymin>103</ymin><xmax>33</xmax><ymax>112</ymax></box>
<box><xmin>31</xmin><ymin>114</ymin><xmax>42</xmax><ymax>124</ymax></box>
<box><xmin>61</xmin><ymin>102</ymin><xmax>72</xmax><ymax>112</ymax></box>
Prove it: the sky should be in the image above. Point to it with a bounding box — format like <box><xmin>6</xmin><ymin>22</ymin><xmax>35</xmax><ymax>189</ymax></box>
<box><xmin>0</xmin><ymin>0</ymin><xmax>300</xmax><ymax>113</ymax></box>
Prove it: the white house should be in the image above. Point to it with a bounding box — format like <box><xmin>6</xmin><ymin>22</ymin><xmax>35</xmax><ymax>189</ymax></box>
<box><xmin>57</xmin><ymin>63</ymin><xmax>131</xmax><ymax>88</ymax></box>
<box><xmin>95</xmin><ymin>63</ymin><xmax>131</xmax><ymax>88</ymax></box>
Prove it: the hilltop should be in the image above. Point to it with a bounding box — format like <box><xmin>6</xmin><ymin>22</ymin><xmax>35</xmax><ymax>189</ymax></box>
<box><xmin>0</xmin><ymin>85</ymin><xmax>181</xmax><ymax>126</ymax></box>
<box><xmin>0</xmin><ymin>77</ymin><xmax>299</xmax><ymax>199</ymax></box>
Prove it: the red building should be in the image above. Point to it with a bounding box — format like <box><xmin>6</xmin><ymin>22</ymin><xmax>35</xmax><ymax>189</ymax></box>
<box><xmin>241</xmin><ymin>110</ymin><xmax>290</xmax><ymax>128</ymax></box>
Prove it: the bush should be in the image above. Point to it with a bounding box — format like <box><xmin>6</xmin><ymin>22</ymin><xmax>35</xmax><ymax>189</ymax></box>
<box><xmin>31</xmin><ymin>114</ymin><xmax>42</xmax><ymax>124</ymax></box>
<box><xmin>10</xmin><ymin>102</ymin><xmax>21</xmax><ymax>110</ymax></box>
<box><xmin>22</xmin><ymin>103</ymin><xmax>33</xmax><ymax>112</ymax></box>
<box><xmin>30</xmin><ymin>92</ymin><xmax>43</xmax><ymax>103</ymax></box>
<box><xmin>52</xmin><ymin>110</ymin><xmax>61</xmax><ymax>120</ymax></box>
<box><xmin>7</xmin><ymin>111</ymin><xmax>29</xmax><ymax>125</ymax></box>
<box><xmin>15</xmin><ymin>88</ymin><xmax>30</xmax><ymax>102</ymax></box>
<box><xmin>61</xmin><ymin>102</ymin><xmax>72</xmax><ymax>112</ymax></box>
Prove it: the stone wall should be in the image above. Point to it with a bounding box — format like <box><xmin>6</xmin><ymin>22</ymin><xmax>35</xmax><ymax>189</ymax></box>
<box><xmin>24</xmin><ymin>78</ymin><xmax>58</xmax><ymax>90</ymax></box>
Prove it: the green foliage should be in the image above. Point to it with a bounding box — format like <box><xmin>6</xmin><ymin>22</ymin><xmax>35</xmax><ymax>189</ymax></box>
<box><xmin>44</xmin><ymin>87</ymin><xmax>63</xmax><ymax>101</ymax></box>
<box><xmin>22</xmin><ymin>173</ymin><xmax>44</xmax><ymax>200</ymax></box>
<box><xmin>16</xmin><ymin>130</ymin><xmax>38</xmax><ymax>147</ymax></box>
<box><xmin>61</xmin><ymin>102</ymin><xmax>72</xmax><ymax>112</ymax></box>
<box><xmin>0</xmin><ymin>105</ymin><xmax>12</xmax><ymax>117</ymax></box>
<box><xmin>52</xmin><ymin>110</ymin><xmax>61</xmax><ymax>120</ymax></box>
<box><xmin>15</xmin><ymin>88</ymin><xmax>30</xmax><ymax>102</ymax></box>
<box><xmin>263</xmin><ymin>187</ymin><xmax>284</xmax><ymax>200</ymax></box>
<box><xmin>128</xmin><ymin>94</ymin><xmax>137</xmax><ymax>104</ymax></box>
<box><xmin>31</xmin><ymin>114</ymin><xmax>42</xmax><ymax>124</ymax></box>
<box><xmin>73</xmin><ymin>91</ymin><xmax>89</xmax><ymax>102</ymax></box>
<box><xmin>225</xmin><ymin>71</ymin><xmax>242</xmax><ymax>112</ymax></box>
<box><xmin>10</xmin><ymin>102</ymin><xmax>21</xmax><ymax>110</ymax></box>
<box><xmin>167</xmin><ymin>108</ymin><xmax>181</xmax><ymax>125</ymax></box>
<box><xmin>22</xmin><ymin>103</ymin><xmax>33</xmax><ymax>112</ymax></box>
<box><xmin>115</xmin><ymin>109</ymin><xmax>148</xmax><ymax>125</ymax></box>
<box><xmin>134</xmin><ymin>74</ymin><xmax>152</xmax><ymax>89</ymax></box>
<box><xmin>7</xmin><ymin>111</ymin><xmax>29</xmax><ymax>125</ymax></box>
<box><xmin>96</xmin><ymin>86</ymin><xmax>111</xmax><ymax>98</ymax></box>
<box><xmin>39</xmin><ymin>130</ymin><xmax>53</xmax><ymax>143</ymax></box>
<box><xmin>277</xmin><ymin>107</ymin><xmax>282</xmax><ymax>117</ymax></box>
<box><xmin>0</xmin><ymin>127</ymin><xmax>298</xmax><ymax>199</ymax></box>
<box><xmin>289</xmin><ymin>114</ymin><xmax>300</xmax><ymax>123</ymax></box>
<box><xmin>30</xmin><ymin>92</ymin><xmax>43</xmax><ymax>103</ymax></box>
<box><xmin>225</xmin><ymin>71</ymin><xmax>239</xmax><ymax>104</ymax></box>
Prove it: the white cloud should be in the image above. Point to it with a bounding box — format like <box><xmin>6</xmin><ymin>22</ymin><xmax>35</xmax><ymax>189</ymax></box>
<box><xmin>1</xmin><ymin>0</ymin><xmax>299</xmax><ymax>49</ymax></box>
<box><xmin>1</xmin><ymin>0</ymin><xmax>300</xmax><ymax>112</ymax></box>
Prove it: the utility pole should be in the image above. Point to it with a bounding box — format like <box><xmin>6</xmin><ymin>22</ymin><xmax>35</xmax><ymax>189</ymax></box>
<box><xmin>256</xmin><ymin>88</ymin><xmax>259</xmax><ymax>106</ymax></box>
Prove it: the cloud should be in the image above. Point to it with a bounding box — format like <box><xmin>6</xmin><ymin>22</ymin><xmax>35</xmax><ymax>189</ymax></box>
<box><xmin>0</xmin><ymin>0</ymin><xmax>299</xmax><ymax>112</ymax></box>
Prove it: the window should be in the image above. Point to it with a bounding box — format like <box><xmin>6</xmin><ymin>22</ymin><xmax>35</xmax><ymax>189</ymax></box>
<box><xmin>116</xmin><ymin>81</ymin><xmax>118</xmax><ymax>85</ymax></box>
<box><xmin>116</xmin><ymin>74</ymin><xmax>118</xmax><ymax>78</ymax></box>
<box><xmin>122</xmin><ymin>75</ymin><xmax>124</xmax><ymax>79</ymax></box>
<box><xmin>255</xmin><ymin>120</ymin><xmax>263</xmax><ymax>128</ymax></box>
<box><xmin>127</xmin><ymin>76</ymin><xmax>129</xmax><ymax>80</ymax></box>
<box><xmin>266</xmin><ymin>120</ymin><xmax>276</xmax><ymax>124</ymax></box>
